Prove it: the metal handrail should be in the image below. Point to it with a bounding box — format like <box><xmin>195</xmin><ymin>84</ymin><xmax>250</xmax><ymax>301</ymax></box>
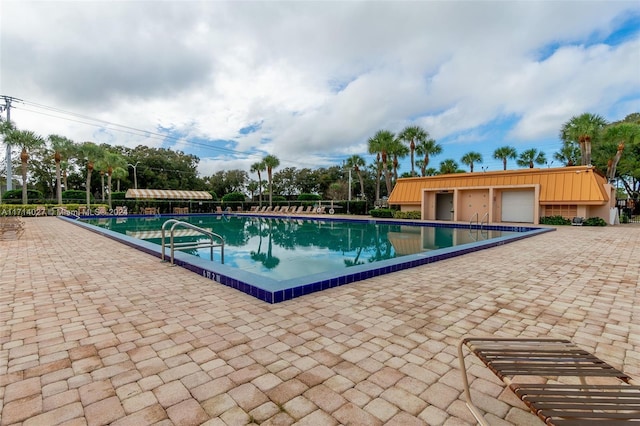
<box><xmin>480</xmin><ymin>212</ymin><xmax>489</xmax><ymax>231</ymax></box>
<box><xmin>161</xmin><ymin>219</ymin><xmax>225</xmax><ymax>265</ymax></box>
<box><xmin>469</xmin><ymin>212</ymin><xmax>478</xmax><ymax>228</ymax></box>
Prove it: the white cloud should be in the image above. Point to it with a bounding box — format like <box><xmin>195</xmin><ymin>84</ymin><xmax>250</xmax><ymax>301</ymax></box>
<box><xmin>1</xmin><ymin>0</ymin><xmax>638</xmax><ymax>175</ymax></box>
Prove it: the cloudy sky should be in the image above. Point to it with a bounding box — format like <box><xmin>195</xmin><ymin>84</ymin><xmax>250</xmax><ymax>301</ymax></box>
<box><xmin>1</xmin><ymin>0</ymin><xmax>639</xmax><ymax>178</ymax></box>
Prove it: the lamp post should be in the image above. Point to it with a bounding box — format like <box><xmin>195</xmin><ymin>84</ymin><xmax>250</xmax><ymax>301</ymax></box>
<box><xmin>128</xmin><ymin>162</ymin><xmax>140</xmax><ymax>189</ymax></box>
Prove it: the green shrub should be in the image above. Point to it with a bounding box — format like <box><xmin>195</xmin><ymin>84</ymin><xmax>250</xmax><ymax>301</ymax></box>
<box><xmin>298</xmin><ymin>193</ymin><xmax>321</xmax><ymax>201</ymax></box>
<box><xmin>221</xmin><ymin>192</ymin><xmax>246</xmax><ymax>202</ymax></box>
<box><xmin>1</xmin><ymin>189</ymin><xmax>45</xmax><ymax>204</ymax></box>
<box><xmin>539</xmin><ymin>215</ymin><xmax>571</xmax><ymax>225</ymax></box>
<box><xmin>369</xmin><ymin>208</ymin><xmax>395</xmax><ymax>218</ymax></box>
<box><xmin>583</xmin><ymin>217</ymin><xmax>607</xmax><ymax>226</ymax></box>
<box><xmin>111</xmin><ymin>191</ymin><xmax>126</xmax><ymax>200</ymax></box>
<box><xmin>62</xmin><ymin>189</ymin><xmax>94</xmax><ymax>203</ymax></box>
<box><xmin>272</xmin><ymin>195</ymin><xmax>286</xmax><ymax>202</ymax></box>
<box><xmin>394</xmin><ymin>210</ymin><xmax>421</xmax><ymax>219</ymax></box>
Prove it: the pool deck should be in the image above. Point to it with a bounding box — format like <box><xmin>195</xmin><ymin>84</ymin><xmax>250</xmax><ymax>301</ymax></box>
<box><xmin>1</xmin><ymin>217</ymin><xmax>639</xmax><ymax>425</ymax></box>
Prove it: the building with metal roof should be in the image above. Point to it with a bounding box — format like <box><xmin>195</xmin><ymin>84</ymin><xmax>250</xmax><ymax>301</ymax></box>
<box><xmin>387</xmin><ymin>165</ymin><xmax>617</xmax><ymax>224</ymax></box>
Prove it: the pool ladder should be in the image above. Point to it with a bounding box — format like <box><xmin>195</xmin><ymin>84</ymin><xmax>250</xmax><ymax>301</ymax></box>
<box><xmin>469</xmin><ymin>213</ymin><xmax>489</xmax><ymax>240</ymax></box>
<box><xmin>161</xmin><ymin>219</ymin><xmax>225</xmax><ymax>265</ymax></box>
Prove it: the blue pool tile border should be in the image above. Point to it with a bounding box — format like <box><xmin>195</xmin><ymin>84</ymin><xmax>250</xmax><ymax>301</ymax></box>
<box><xmin>61</xmin><ymin>215</ymin><xmax>553</xmax><ymax>304</ymax></box>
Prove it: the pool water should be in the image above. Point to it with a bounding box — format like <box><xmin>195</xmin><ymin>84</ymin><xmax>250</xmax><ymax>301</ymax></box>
<box><xmin>84</xmin><ymin>215</ymin><xmax>514</xmax><ymax>280</ymax></box>
<box><xmin>75</xmin><ymin>214</ymin><xmax>550</xmax><ymax>303</ymax></box>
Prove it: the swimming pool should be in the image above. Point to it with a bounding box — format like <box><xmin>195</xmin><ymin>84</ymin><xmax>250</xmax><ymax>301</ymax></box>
<box><xmin>68</xmin><ymin>214</ymin><xmax>552</xmax><ymax>303</ymax></box>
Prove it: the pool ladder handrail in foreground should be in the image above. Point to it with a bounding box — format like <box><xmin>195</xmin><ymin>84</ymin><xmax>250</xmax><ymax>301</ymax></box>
<box><xmin>161</xmin><ymin>219</ymin><xmax>225</xmax><ymax>265</ymax></box>
<box><xmin>469</xmin><ymin>212</ymin><xmax>489</xmax><ymax>230</ymax></box>
<box><xmin>469</xmin><ymin>212</ymin><xmax>489</xmax><ymax>241</ymax></box>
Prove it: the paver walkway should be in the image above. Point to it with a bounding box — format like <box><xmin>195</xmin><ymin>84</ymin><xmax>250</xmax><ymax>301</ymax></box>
<box><xmin>1</xmin><ymin>218</ymin><xmax>639</xmax><ymax>425</ymax></box>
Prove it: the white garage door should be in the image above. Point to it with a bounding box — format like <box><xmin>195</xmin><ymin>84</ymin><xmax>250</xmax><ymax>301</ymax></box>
<box><xmin>501</xmin><ymin>190</ymin><xmax>535</xmax><ymax>223</ymax></box>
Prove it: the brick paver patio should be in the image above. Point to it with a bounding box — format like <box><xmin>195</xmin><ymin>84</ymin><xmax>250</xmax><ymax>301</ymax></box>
<box><xmin>1</xmin><ymin>217</ymin><xmax>638</xmax><ymax>425</ymax></box>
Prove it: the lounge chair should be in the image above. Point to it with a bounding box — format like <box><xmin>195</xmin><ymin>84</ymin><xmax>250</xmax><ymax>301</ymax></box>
<box><xmin>249</xmin><ymin>206</ymin><xmax>258</xmax><ymax>213</ymax></box>
<box><xmin>304</xmin><ymin>205</ymin><xmax>315</xmax><ymax>214</ymax></box>
<box><xmin>237</xmin><ymin>206</ymin><xmax>243</xmax><ymax>213</ymax></box>
<box><xmin>216</xmin><ymin>206</ymin><xmax>223</xmax><ymax>214</ymax></box>
<box><xmin>272</xmin><ymin>206</ymin><xmax>281</xmax><ymax>213</ymax></box>
<box><xmin>458</xmin><ymin>337</ymin><xmax>640</xmax><ymax>425</ymax></box>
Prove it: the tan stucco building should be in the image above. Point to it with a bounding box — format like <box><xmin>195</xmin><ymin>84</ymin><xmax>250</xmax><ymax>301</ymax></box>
<box><xmin>387</xmin><ymin>166</ymin><xmax>617</xmax><ymax>225</ymax></box>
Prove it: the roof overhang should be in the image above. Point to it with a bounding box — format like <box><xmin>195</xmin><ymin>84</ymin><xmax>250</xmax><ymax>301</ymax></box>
<box><xmin>125</xmin><ymin>189</ymin><xmax>213</xmax><ymax>200</ymax></box>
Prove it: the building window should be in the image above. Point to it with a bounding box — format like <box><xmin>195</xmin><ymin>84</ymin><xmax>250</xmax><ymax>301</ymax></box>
<box><xmin>545</xmin><ymin>205</ymin><xmax>577</xmax><ymax>218</ymax></box>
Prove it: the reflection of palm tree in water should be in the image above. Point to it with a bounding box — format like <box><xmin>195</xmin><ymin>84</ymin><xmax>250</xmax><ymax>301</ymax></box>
<box><xmin>344</xmin><ymin>228</ymin><xmax>365</xmax><ymax>267</ymax></box>
<box><xmin>250</xmin><ymin>219</ymin><xmax>280</xmax><ymax>270</ymax></box>
<box><xmin>368</xmin><ymin>225</ymin><xmax>393</xmax><ymax>263</ymax></box>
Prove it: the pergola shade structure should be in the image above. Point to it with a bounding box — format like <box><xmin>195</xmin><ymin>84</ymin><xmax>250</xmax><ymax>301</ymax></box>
<box><xmin>125</xmin><ymin>189</ymin><xmax>213</xmax><ymax>200</ymax></box>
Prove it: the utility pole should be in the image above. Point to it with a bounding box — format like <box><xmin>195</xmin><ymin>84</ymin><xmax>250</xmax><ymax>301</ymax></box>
<box><xmin>1</xmin><ymin>95</ymin><xmax>21</xmax><ymax>191</ymax></box>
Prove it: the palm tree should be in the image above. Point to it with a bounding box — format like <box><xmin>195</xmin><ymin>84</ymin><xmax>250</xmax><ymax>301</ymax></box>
<box><xmin>493</xmin><ymin>146</ymin><xmax>517</xmax><ymax>170</ymax></box>
<box><xmin>398</xmin><ymin>125</ymin><xmax>428</xmax><ymax>176</ymax></box>
<box><xmin>601</xmin><ymin>122</ymin><xmax>640</xmax><ymax>181</ymax></box>
<box><xmin>369</xmin><ymin>154</ymin><xmax>383</xmax><ymax>202</ymax></box>
<box><xmin>415</xmin><ymin>138</ymin><xmax>442</xmax><ymax>177</ymax></box>
<box><xmin>48</xmin><ymin>135</ymin><xmax>75</xmax><ymax>204</ymax></box>
<box><xmin>101</xmin><ymin>151</ymin><xmax>127</xmax><ymax>208</ymax></box>
<box><xmin>461</xmin><ymin>151</ymin><xmax>483</xmax><ymax>172</ymax></box>
<box><xmin>517</xmin><ymin>148</ymin><xmax>546</xmax><ymax>168</ymax></box>
<box><xmin>4</xmin><ymin>129</ymin><xmax>46</xmax><ymax>204</ymax></box>
<box><xmin>560</xmin><ymin>113</ymin><xmax>607</xmax><ymax>166</ymax></box>
<box><xmin>247</xmin><ymin>181</ymin><xmax>259</xmax><ymax>201</ymax></box>
<box><xmin>79</xmin><ymin>142</ymin><xmax>103</xmax><ymax>208</ymax></box>
<box><xmin>439</xmin><ymin>159</ymin><xmax>461</xmax><ymax>174</ymax></box>
<box><xmin>367</xmin><ymin>130</ymin><xmax>395</xmax><ymax>196</ymax></box>
<box><xmin>0</xmin><ymin>118</ymin><xmax>16</xmax><ymax>191</ymax></box>
<box><xmin>554</xmin><ymin>142</ymin><xmax>580</xmax><ymax>166</ymax></box>
<box><xmin>389</xmin><ymin>136</ymin><xmax>409</xmax><ymax>184</ymax></box>
<box><xmin>263</xmin><ymin>154</ymin><xmax>280</xmax><ymax>206</ymax></box>
<box><xmin>345</xmin><ymin>154</ymin><xmax>366</xmax><ymax>199</ymax></box>
<box><xmin>111</xmin><ymin>166</ymin><xmax>128</xmax><ymax>192</ymax></box>
<box><xmin>250</xmin><ymin>161</ymin><xmax>266</xmax><ymax>207</ymax></box>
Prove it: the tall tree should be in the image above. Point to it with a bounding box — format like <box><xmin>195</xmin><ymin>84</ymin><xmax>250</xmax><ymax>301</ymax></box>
<box><xmin>345</xmin><ymin>154</ymin><xmax>366</xmax><ymax>199</ymax></box>
<box><xmin>560</xmin><ymin>113</ymin><xmax>607</xmax><ymax>166</ymax></box>
<box><xmin>111</xmin><ymin>166</ymin><xmax>128</xmax><ymax>192</ymax></box>
<box><xmin>263</xmin><ymin>154</ymin><xmax>280</xmax><ymax>206</ymax></box>
<box><xmin>599</xmin><ymin>122</ymin><xmax>640</xmax><ymax>182</ymax></box>
<box><xmin>517</xmin><ymin>148</ymin><xmax>546</xmax><ymax>168</ymax></box>
<box><xmin>250</xmin><ymin>161</ymin><xmax>266</xmax><ymax>207</ymax></box>
<box><xmin>493</xmin><ymin>146</ymin><xmax>517</xmax><ymax>170</ymax></box>
<box><xmin>390</xmin><ymin>137</ymin><xmax>409</xmax><ymax>184</ymax></box>
<box><xmin>415</xmin><ymin>138</ymin><xmax>442</xmax><ymax>177</ymax></box>
<box><xmin>367</xmin><ymin>130</ymin><xmax>395</xmax><ymax>196</ymax></box>
<box><xmin>439</xmin><ymin>159</ymin><xmax>461</xmax><ymax>174</ymax></box>
<box><xmin>398</xmin><ymin>125</ymin><xmax>427</xmax><ymax>176</ymax></box>
<box><xmin>554</xmin><ymin>142</ymin><xmax>581</xmax><ymax>166</ymax></box>
<box><xmin>101</xmin><ymin>151</ymin><xmax>127</xmax><ymax>208</ymax></box>
<box><xmin>0</xmin><ymin>118</ymin><xmax>16</xmax><ymax>191</ymax></box>
<box><xmin>48</xmin><ymin>135</ymin><xmax>75</xmax><ymax>204</ymax></box>
<box><xmin>461</xmin><ymin>151</ymin><xmax>483</xmax><ymax>172</ymax></box>
<box><xmin>79</xmin><ymin>142</ymin><xmax>103</xmax><ymax>207</ymax></box>
<box><xmin>4</xmin><ymin>129</ymin><xmax>46</xmax><ymax>204</ymax></box>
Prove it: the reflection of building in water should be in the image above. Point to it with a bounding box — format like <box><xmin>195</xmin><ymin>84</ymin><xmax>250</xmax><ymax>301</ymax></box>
<box><xmin>388</xmin><ymin>227</ymin><xmax>504</xmax><ymax>255</ymax></box>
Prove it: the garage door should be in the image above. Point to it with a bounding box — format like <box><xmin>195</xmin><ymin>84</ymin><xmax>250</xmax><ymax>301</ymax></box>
<box><xmin>501</xmin><ymin>190</ymin><xmax>535</xmax><ymax>223</ymax></box>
